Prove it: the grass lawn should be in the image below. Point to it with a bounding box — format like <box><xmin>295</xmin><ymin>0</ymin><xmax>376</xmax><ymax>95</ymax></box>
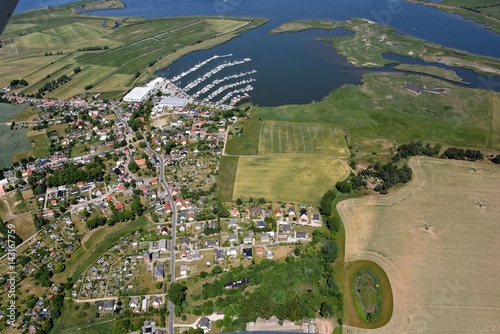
<box><xmin>232</xmin><ymin>156</ymin><xmax>350</xmax><ymax>205</ymax></box>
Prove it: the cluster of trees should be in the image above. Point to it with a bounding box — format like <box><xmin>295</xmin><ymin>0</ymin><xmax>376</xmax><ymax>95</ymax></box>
<box><xmin>37</xmin><ymin>74</ymin><xmax>71</xmax><ymax>95</ymax></box>
<box><xmin>103</xmin><ymin>195</ymin><xmax>145</xmax><ymax>227</ymax></box>
<box><xmin>73</xmin><ymin>66</ymin><xmax>82</xmax><ymax>74</ymax></box>
<box><xmin>335</xmin><ymin>174</ymin><xmax>366</xmax><ymax>194</ymax></box>
<box><xmin>76</xmin><ymin>45</ymin><xmax>109</xmax><ymax>51</ymax></box>
<box><xmin>9</xmin><ymin>79</ymin><xmax>29</xmax><ymax>88</ymax></box>
<box><xmin>492</xmin><ymin>154</ymin><xmax>500</xmax><ymax>164</ymax></box>
<box><xmin>85</xmin><ymin>215</ymin><xmax>107</xmax><ymax>229</ymax></box>
<box><xmin>34</xmin><ymin>214</ymin><xmax>50</xmax><ymax>230</ymax></box>
<box><xmin>34</xmin><ymin>265</ymin><xmax>53</xmax><ymax>287</ymax></box>
<box><xmin>44</xmin><ymin>51</ymin><xmax>63</xmax><ymax>56</ymax></box>
<box><xmin>361</xmin><ymin>162</ymin><xmax>413</xmax><ymax>194</ymax></box>
<box><xmin>442</xmin><ymin>147</ymin><xmax>484</xmax><ymax>161</ymax></box>
<box><xmin>392</xmin><ymin>141</ymin><xmax>441</xmax><ymax>162</ymax></box>
<box><xmin>46</xmin><ymin>159</ymin><xmax>105</xmax><ymax>187</ymax></box>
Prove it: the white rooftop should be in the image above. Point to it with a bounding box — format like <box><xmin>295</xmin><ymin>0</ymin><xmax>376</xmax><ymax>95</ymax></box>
<box><xmin>123</xmin><ymin>87</ymin><xmax>151</xmax><ymax>102</ymax></box>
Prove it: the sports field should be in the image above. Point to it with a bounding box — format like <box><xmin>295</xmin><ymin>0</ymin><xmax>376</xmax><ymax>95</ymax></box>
<box><xmin>338</xmin><ymin>157</ymin><xmax>500</xmax><ymax>333</ymax></box>
<box><xmin>259</xmin><ymin>121</ymin><xmax>349</xmax><ymax>157</ymax></box>
<box><xmin>232</xmin><ymin>156</ymin><xmax>350</xmax><ymax>204</ymax></box>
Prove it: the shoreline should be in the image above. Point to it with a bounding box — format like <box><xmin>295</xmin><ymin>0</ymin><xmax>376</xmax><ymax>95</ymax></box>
<box><xmin>403</xmin><ymin>0</ymin><xmax>500</xmax><ymax>34</ymax></box>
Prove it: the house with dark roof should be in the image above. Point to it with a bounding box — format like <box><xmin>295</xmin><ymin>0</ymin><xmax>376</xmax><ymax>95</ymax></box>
<box><xmin>198</xmin><ymin>317</ymin><xmax>211</xmax><ymax>332</ymax></box>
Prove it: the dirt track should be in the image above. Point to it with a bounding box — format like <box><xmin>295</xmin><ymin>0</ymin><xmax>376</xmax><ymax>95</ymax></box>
<box><xmin>338</xmin><ymin>157</ymin><xmax>500</xmax><ymax>333</ymax></box>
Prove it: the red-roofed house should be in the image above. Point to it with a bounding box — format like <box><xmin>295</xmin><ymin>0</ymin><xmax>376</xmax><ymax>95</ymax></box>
<box><xmin>114</xmin><ymin>202</ymin><xmax>124</xmax><ymax>211</ymax></box>
<box><xmin>135</xmin><ymin>159</ymin><xmax>146</xmax><ymax>169</ymax></box>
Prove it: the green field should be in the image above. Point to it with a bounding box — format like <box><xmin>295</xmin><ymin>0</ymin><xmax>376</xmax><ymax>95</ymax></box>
<box><xmin>232</xmin><ymin>156</ymin><xmax>350</xmax><ymax>204</ymax></box>
<box><xmin>0</xmin><ymin>103</ymin><xmax>27</xmax><ymax>122</ymax></box>
<box><xmin>217</xmin><ymin>156</ymin><xmax>239</xmax><ymax>201</ymax></box>
<box><xmin>225</xmin><ymin>119</ymin><xmax>262</xmax><ymax>155</ymax></box>
<box><xmin>259</xmin><ymin>121</ymin><xmax>349</xmax><ymax>157</ymax></box>
<box><xmin>251</xmin><ymin>74</ymin><xmax>496</xmax><ymax>151</ymax></box>
<box><xmin>0</xmin><ymin>125</ymin><xmax>29</xmax><ymax>169</ymax></box>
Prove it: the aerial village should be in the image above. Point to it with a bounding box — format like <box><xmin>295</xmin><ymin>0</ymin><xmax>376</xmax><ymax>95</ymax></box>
<box><xmin>0</xmin><ymin>70</ymin><xmax>324</xmax><ymax>334</ymax></box>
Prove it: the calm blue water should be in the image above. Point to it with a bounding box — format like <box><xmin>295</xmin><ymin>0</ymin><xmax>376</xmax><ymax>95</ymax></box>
<box><xmin>15</xmin><ymin>0</ymin><xmax>500</xmax><ymax>105</ymax></box>
<box><xmin>15</xmin><ymin>0</ymin><xmax>79</xmax><ymax>13</ymax></box>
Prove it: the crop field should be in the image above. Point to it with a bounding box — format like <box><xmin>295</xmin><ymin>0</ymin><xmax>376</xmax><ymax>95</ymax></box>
<box><xmin>217</xmin><ymin>156</ymin><xmax>239</xmax><ymax>201</ymax></box>
<box><xmin>1</xmin><ymin>8</ymin><xmax>262</xmax><ymax>98</ymax></box>
<box><xmin>14</xmin><ymin>23</ymin><xmax>105</xmax><ymax>52</ymax></box>
<box><xmin>232</xmin><ymin>156</ymin><xmax>350</xmax><ymax>204</ymax></box>
<box><xmin>259</xmin><ymin>121</ymin><xmax>349</xmax><ymax>157</ymax></box>
<box><xmin>252</xmin><ymin>74</ymin><xmax>495</xmax><ymax>152</ymax></box>
<box><xmin>338</xmin><ymin>157</ymin><xmax>500</xmax><ymax>333</ymax></box>
<box><xmin>0</xmin><ymin>126</ymin><xmax>29</xmax><ymax>169</ymax></box>
<box><xmin>0</xmin><ymin>103</ymin><xmax>26</xmax><ymax>122</ymax></box>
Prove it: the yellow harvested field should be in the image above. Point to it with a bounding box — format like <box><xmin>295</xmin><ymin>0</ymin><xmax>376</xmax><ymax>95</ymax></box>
<box><xmin>233</xmin><ymin>156</ymin><xmax>350</xmax><ymax>204</ymax></box>
<box><xmin>338</xmin><ymin>157</ymin><xmax>500</xmax><ymax>333</ymax></box>
<box><xmin>259</xmin><ymin>121</ymin><xmax>349</xmax><ymax>157</ymax></box>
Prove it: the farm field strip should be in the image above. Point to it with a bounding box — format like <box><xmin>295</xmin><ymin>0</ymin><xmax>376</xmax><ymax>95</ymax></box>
<box><xmin>232</xmin><ymin>156</ymin><xmax>350</xmax><ymax>204</ymax></box>
<box><xmin>258</xmin><ymin>121</ymin><xmax>350</xmax><ymax>157</ymax></box>
<box><xmin>338</xmin><ymin>157</ymin><xmax>500</xmax><ymax>333</ymax></box>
